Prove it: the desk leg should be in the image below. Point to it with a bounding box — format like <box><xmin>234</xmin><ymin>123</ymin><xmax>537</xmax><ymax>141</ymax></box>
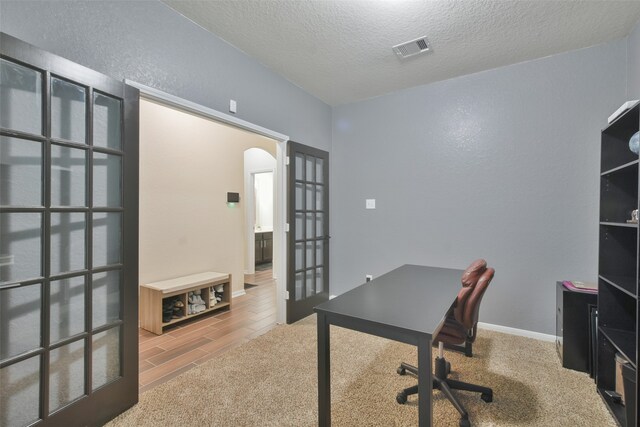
<box><xmin>318</xmin><ymin>312</ymin><xmax>330</xmax><ymax>426</ymax></box>
<box><xmin>417</xmin><ymin>335</ymin><xmax>432</xmax><ymax>427</ymax></box>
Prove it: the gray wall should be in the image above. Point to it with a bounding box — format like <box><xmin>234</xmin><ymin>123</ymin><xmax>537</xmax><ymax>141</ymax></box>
<box><xmin>0</xmin><ymin>0</ymin><xmax>332</xmax><ymax>151</ymax></box>
<box><xmin>629</xmin><ymin>19</ymin><xmax>640</xmax><ymax>98</ymax></box>
<box><xmin>331</xmin><ymin>40</ymin><xmax>627</xmax><ymax>335</ymax></box>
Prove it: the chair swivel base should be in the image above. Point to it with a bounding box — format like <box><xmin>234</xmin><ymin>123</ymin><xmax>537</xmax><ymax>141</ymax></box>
<box><xmin>396</xmin><ymin>358</ymin><xmax>492</xmax><ymax>427</ymax></box>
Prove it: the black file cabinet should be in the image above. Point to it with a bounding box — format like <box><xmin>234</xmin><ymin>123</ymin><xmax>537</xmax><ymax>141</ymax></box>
<box><xmin>556</xmin><ymin>281</ymin><xmax>598</xmax><ymax>373</ymax></box>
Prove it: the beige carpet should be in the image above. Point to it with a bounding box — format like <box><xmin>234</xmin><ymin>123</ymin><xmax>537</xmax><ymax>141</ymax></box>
<box><xmin>107</xmin><ymin>316</ymin><xmax>615</xmax><ymax>426</ymax></box>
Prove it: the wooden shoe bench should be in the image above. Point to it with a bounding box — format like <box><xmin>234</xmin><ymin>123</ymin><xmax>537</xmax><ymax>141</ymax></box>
<box><xmin>140</xmin><ymin>271</ymin><xmax>231</xmax><ymax>335</ymax></box>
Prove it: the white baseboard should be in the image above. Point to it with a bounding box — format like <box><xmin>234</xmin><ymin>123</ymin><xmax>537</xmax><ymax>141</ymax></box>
<box><xmin>477</xmin><ymin>322</ymin><xmax>555</xmax><ymax>342</ymax></box>
<box><xmin>232</xmin><ymin>290</ymin><xmax>247</xmax><ymax>298</ymax></box>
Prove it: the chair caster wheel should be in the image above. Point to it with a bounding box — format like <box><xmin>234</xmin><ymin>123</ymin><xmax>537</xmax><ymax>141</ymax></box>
<box><xmin>396</xmin><ymin>392</ymin><xmax>407</xmax><ymax>404</ymax></box>
<box><xmin>459</xmin><ymin>416</ymin><xmax>470</xmax><ymax>427</ymax></box>
<box><xmin>481</xmin><ymin>392</ymin><xmax>493</xmax><ymax>403</ymax></box>
<box><xmin>397</xmin><ymin>367</ymin><xmax>406</xmax><ymax>376</ymax></box>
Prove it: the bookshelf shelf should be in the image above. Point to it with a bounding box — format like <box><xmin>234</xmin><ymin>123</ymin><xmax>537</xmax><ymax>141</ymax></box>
<box><xmin>598</xmin><ymin>275</ymin><xmax>637</xmax><ymax>298</ymax></box>
<box><xmin>601</xmin><ymin>159</ymin><xmax>639</xmax><ymax>176</ymax></box>
<box><xmin>599</xmin><ymin>326</ymin><xmax>636</xmax><ymax>369</ymax></box>
<box><xmin>599</xmin><ymin>222</ymin><xmax>638</xmax><ymax>228</ymax></box>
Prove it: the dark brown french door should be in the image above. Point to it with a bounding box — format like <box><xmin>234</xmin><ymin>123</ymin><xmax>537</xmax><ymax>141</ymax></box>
<box><xmin>0</xmin><ymin>33</ymin><xmax>139</xmax><ymax>426</ymax></box>
<box><xmin>287</xmin><ymin>141</ymin><xmax>329</xmax><ymax>323</ymax></box>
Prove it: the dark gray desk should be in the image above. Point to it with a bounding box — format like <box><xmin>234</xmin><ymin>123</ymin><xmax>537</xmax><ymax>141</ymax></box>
<box><xmin>314</xmin><ymin>265</ymin><xmax>463</xmax><ymax>427</ymax></box>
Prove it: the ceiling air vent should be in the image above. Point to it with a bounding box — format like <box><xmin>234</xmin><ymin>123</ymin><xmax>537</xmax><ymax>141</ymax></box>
<box><xmin>393</xmin><ymin>36</ymin><xmax>431</xmax><ymax>59</ymax></box>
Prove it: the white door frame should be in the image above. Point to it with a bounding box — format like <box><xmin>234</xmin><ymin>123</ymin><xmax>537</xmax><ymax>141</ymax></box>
<box><xmin>126</xmin><ymin>80</ymin><xmax>289</xmax><ymax>324</ymax></box>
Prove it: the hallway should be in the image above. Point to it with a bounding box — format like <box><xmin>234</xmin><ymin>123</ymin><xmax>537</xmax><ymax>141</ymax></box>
<box><xmin>138</xmin><ymin>275</ymin><xmax>276</xmax><ymax>393</ymax></box>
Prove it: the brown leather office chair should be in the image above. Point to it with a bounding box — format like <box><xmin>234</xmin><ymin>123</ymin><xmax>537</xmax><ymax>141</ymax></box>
<box><xmin>396</xmin><ymin>260</ymin><xmax>494</xmax><ymax>427</ymax></box>
<box><xmin>440</xmin><ymin>259</ymin><xmax>486</xmax><ymax>357</ymax></box>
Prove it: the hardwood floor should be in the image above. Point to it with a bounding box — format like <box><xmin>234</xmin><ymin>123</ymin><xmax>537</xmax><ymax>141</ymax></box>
<box><xmin>138</xmin><ymin>271</ymin><xmax>276</xmax><ymax>393</ymax></box>
<box><xmin>244</xmin><ymin>263</ymin><xmax>273</xmax><ymax>286</ymax></box>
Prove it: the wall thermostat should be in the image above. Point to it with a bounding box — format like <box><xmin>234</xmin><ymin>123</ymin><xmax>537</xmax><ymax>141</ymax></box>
<box><xmin>227</xmin><ymin>192</ymin><xmax>240</xmax><ymax>203</ymax></box>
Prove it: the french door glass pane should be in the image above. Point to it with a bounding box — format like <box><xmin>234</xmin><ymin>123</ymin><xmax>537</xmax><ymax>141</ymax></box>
<box><xmin>51</xmin><ymin>77</ymin><xmax>86</xmax><ymax>143</ymax></box>
<box><xmin>93</xmin><ymin>212</ymin><xmax>121</xmax><ymax>268</ymax></box>
<box><xmin>295</xmin><ymin>154</ymin><xmax>303</xmax><ymax>180</ymax></box>
<box><xmin>93</xmin><ymin>153</ymin><xmax>121</xmax><ymax>207</ymax></box>
<box><xmin>306</xmin><ymin>213</ymin><xmax>313</xmax><ymax>239</ymax></box>
<box><xmin>316</xmin><ymin>267</ymin><xmax>324</xmax><ymax>293</ymax></box>
<box><xmin>0</xmin><ymin>136</ymin><xmax>42</xmax><ymax>207</ymax></box>
<box><xmin>295</xmin><ymin>212</ymin><xmax>304</xmax><ymax>240</ymax></box>
<box><xmin>0</xmin><ymin>355</ymin><xmax>40</xmax><ymax>427</ymax></box>
<box><xmin>92</xmin><ymin>270</ymin><xmax>120</xmax><ymax>328</ymax></box>
<box><xmin>0</xmin><ymin>58</ymin><xmax>42</xmax><ymax>135</ymax></box>
<box><xmin>294</xmin><ymin>243</ymin><xmax>303</xmax><ymax>271</ymax></box>
<box><xmin>315</xmin><ymin>158</ymin><xmax>324</xmax><ymax>184</ymax></box>
<box><xmin>306</xmin><ymin>242</ymin><xmax>313</xmax><ymax>268</ymax></box>
<box><xmin>306</xmin><ymin>157</ymin><xmax>314</xmax><ymax>181</ymax></box>
<box><xmin>93</xmin><ymin>93</ymin><xmax>121</xmax><ymax>150</ymax></box>
<box><xmin>306</xmin><ymin>269</ymin><xmax>314</xmax><ymax>296</ymax></box>
<box><xmin>316</xmin><ymin>213</ymin><xmax>324</xmax><ymax>237</ymax></box>
<box><xmin>92</xmin><ymin>327</ymin><xmax>120</xmax><ymax>390</ymax></box>
<box><xmin>294</xmin><ymin>272</ymin><xmax>303</xmax><ymax>301</ymax></box>
<box><xmin>315</xmin><ymin>240</ymin><xmax>323</xmax><ymax>266</ymax></box>
<box><xmin>51</xmin><ymin>144</ymin><xmax>86</xmax><ymax>207</ymax></box>
<box><xmin>50</xmin><ymin>275</ymin><xmax>85</xmax><ymax>343</ymax></box>
<box><xmin>0</xmin><ymin>283</ymin><xmax>41</xmax><ymax>360</ymax></box>
<box><xmin>295</xmin><ymin>182</ymin><xmax>304</xmax><ymax>210</ymax></box>
<box><xmin>315</xmin><ymin>185</ymin><xmax>323</xmax><ymax>211</ymax></box>
<box><xmin>0</xmin><ymin>212</ymin><xmax>42</xmax><ymax>284</ymax></box>
<box><xmin>49</xmin><ymin>339</ymin><xmax>85</xmax><ymax>413</ymax></box>
<box><xmin>50</xmin><ymin>212</ymin><xmax>86</xmax><ymax>275</ymax></box>
<box><xmin>306</xmin><ymin>184</ymin><xmax>314</xmax><ymax>210</ymax></box>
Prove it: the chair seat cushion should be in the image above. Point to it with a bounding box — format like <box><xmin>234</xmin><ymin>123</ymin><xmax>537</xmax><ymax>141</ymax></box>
<box><xmin>434</xmin><ymin>316</ymin><xmax>467</xmax><ymax>345</ymax></box>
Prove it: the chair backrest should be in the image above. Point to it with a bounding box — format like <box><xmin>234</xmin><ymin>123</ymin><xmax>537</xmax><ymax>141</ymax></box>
<box><xmin>461</xmin><ymin>259</ymin><xmax>487</xmax><ymax>287</ymax></box>
<box><xmin>460</xmin><ymin>267</ymin><xmax>494</xmax><ymax>331</ymax></box>
<box><xmin>453</xmin><ymin>259</ymin><xmax>487</xmax><ymax>323</ymax></box>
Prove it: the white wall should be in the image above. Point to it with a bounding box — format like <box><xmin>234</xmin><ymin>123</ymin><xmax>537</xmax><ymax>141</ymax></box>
<box><xmin>139</xmin><ymin>99</ymin><xmax>277</xmax><ymax>294</ymax></box>
<box><xmin>254</xmin><ymin>173</ymin><xmax>274</xmax><ymax>231</ymax></box>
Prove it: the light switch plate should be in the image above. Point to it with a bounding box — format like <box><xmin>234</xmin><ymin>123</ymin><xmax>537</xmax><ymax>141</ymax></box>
<box><xmin>229</xmin><ymin>99</ymin><xmax>237</xmax><ymax>113</ymax></box>
<box><xmin>366</xmin><ymin>199</ymin><xmax>376</xmax><ymax>209</ymax></box>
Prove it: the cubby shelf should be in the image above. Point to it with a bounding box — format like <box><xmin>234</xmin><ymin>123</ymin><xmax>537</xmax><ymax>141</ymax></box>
<box><xmin>140</xmin><ymin>272</ymin><xmax>232</xmax><ymax>335</ymax></box>
<box><xmin>597</xmin><ymin>101</ymin><xmax>639</xmax><ymax>427</ymax></box>
<box><xmin>599</xmin><ymin>326</ymin><xmax>637</xmax><ymax>369</ymax></box>
<box><xmin>160</xmin><ymin>302</ymin><xmax>231</xmax><ymax>328</ymax></box>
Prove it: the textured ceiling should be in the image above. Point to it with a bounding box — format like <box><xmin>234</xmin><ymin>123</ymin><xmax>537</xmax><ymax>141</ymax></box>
<box><xmin>163</xmin><ymin>0</ymin><xmax>640</xmax><ymax>106</ymax></box>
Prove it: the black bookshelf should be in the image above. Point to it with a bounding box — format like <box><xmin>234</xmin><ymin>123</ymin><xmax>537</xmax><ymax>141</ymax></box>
<box><xmin>597</xmin><ymin>101</ymin><xmax>640</xmax><ymax>426</ymax></box>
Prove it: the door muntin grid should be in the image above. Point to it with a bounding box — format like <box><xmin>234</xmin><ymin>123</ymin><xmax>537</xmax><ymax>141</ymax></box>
<box><xmin>292</xmin><ymin>152</ymin><xmax>327</xmax><ymax>301</ymax></box>
<box><xmin>0</xmin><ymin>56</ymin><xmax>126</xmax><ymax>426</ymax></box>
